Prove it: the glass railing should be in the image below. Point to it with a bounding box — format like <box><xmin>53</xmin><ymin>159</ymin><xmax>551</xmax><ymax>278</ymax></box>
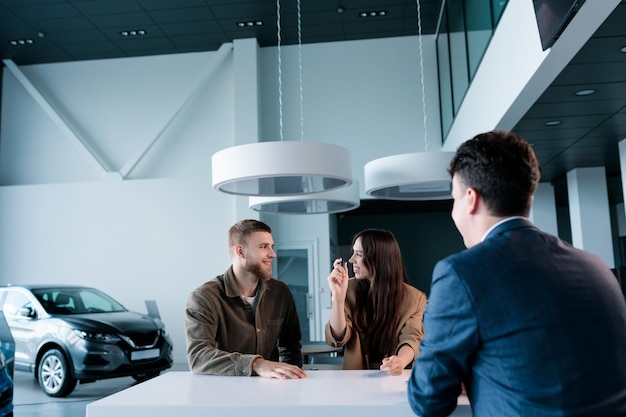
<box><xmin>437</xmin><ymin>0</ymin><xmax>509</xmax><ymax>139</ymax></box>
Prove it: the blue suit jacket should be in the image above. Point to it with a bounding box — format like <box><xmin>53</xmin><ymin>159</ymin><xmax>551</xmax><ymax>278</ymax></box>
<box><xmin>408</xmin><ymin>218</ymin><xmax>626</xmax><ymax>417</ymax></box>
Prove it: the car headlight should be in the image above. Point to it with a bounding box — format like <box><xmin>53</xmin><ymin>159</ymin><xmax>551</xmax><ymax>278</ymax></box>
<box><xmin>0</xmin><ymin>350</ymin><xmax>5</xmax><ymax>371</ymax></box>
<box><xmin>73</xmin><ymin>329</ymin><xmax>121</xmax><ymax>344</ymax></box>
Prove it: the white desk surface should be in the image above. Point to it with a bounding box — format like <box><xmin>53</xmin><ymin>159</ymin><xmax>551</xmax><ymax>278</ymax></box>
<box><xmin>87</xmin><ymin>370</ymin><xmax>471</xmax><ymax>417</ymax></box>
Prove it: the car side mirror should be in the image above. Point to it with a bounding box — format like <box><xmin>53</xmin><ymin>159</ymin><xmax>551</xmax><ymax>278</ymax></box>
<box><xmin>19</xmin><ymin>306</ymin><xmax>36</xmax><ymax>318</ymax></box>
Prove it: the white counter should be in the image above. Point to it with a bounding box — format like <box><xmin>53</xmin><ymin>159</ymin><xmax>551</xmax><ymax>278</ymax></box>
<box><xmin>86</xmin><ymin>370</ymin><xmax>471</xmax><ymax>417</ymax></box>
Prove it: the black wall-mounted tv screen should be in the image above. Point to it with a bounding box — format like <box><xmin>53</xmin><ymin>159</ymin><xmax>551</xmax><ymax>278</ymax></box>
<box><xmin>533</xmin><ymin>0</ymin><xmax>585</xmax><ymax>50</ymax></box>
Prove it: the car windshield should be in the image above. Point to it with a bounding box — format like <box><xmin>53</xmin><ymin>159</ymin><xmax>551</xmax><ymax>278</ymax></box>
<box><xmin>31</xmin><ymin>288</ymin><xmax>127</xmax><ymax>315</ymax></box>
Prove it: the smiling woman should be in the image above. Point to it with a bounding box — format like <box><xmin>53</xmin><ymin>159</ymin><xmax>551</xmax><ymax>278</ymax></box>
<box><xmin>0</xmin><ymin>284</ymin><xmax>173</xmax><ymax>397</ymax></box>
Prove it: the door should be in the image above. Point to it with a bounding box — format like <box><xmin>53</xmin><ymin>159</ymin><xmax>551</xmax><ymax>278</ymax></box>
<box><xmin>274</xmin><ymin>241</ymin><xmax>319</xmax><ymax>342</ymax></box>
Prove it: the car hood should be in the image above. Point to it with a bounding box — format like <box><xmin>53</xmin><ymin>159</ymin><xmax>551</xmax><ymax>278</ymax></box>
<box><xmin>60</xmin><ymin>312</ymin><xmax>164</xmax><ymax>334</ymax></box>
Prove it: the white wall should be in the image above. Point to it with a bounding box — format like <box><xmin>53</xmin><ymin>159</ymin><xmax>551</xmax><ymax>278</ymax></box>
<box><xmin>0</xmin><ymin>36</ymin><xmax>439</xmax><ymax>365</ymax></box>
<box><xmin>0</xmin><ymin>178</ymin><xmax>234</xmax><ymax>363</ymax></box>
<box><xmin>1</xmin><ymin>50</ymin><xmax>241</xmax><ymax>365</ymax></box>
<box><xmin>259</xmin><ymin>35</ymin><xmax>442</xmax><ymax>198</ymax></box>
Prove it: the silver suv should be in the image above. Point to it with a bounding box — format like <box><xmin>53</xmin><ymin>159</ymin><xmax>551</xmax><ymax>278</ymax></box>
<box><xmin>0</xmin><ymin>284</ymin><xmax>172</xmax><ymax>397</ymax></box>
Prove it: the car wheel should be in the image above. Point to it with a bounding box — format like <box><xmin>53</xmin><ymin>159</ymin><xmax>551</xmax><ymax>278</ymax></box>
<box><xmin>38</xmin><ymin>348</ymin><xmax>77</xmax><ymax>397</ymax></box>
<box><xmin>132</xmin><ymin>371</ymin><xmax>160</xmax><ymax>382</ymax></box>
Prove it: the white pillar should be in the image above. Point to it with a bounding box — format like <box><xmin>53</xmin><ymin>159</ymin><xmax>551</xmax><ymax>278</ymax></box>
<box><xmin>567</xmin><ymin>167</ymin><xmax>614</xmax><ymax>268</ymax></box>
<box><xmin>529</xmin><ymin>182</ymin><xmax>558</xmax><ymax>236</ymax></box>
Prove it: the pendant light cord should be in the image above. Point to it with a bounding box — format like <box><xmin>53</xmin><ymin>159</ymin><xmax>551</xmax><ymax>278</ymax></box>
<box><xmin>276</xmin><ymin>0</ymin><xmax>284</xmax><ymax>142</ymax></box>
<box><xmin>416</xmin><ymin>0</ymin><xmax>428</xmax><ymax>151</ymax></box>
<box><xmin>297</xmin><ymin>0</ymin><xmax>304</xmax><ymax>141</ymax></box>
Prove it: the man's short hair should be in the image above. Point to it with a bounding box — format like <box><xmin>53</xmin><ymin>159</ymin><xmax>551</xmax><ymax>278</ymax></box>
<box><xmin>448</xmin><ymin>130</ymin><xmax>540</xmax><ymax>216</ymax></box>
<box><xmin>228</xmin><ymin>219</ymin><xmax>272</xmax><ymax>248</ymax></box>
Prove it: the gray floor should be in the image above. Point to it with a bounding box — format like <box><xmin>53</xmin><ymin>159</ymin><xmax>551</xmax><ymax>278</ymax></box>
<box><xmin>11</xmin><ymin>362</ymin><xmax>189</xmax><ymax>417</ymax></box>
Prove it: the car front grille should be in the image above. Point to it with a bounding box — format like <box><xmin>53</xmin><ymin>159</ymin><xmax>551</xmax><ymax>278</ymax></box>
<box><xmin>121</xmin><ymin>331</ymin><xmax>159</xmax><ymax>349</ymax></box>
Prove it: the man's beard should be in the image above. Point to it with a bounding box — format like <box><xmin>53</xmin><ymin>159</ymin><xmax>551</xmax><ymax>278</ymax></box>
<box><xmin>247</xmin><ymin>262</ymin><xmax>272</xmax><ymax>282</ymax></box>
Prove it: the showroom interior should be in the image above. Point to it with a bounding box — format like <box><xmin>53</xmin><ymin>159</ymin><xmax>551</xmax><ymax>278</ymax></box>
<box><xmin>1</xmin><ymin>0</ymin><xmax>625</xmax><ymax>416</ymax></box>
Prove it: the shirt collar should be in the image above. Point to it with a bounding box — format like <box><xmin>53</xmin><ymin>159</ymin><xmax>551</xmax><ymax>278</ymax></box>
<box><xmin>481</xmin><ymin>216</ymin><xmax>527</xmax><ymax>242</ymax></box>
<box><xmin>224</xmin><ymin>266</ymin><xmax>269</xmax><ymax>299</ymax></box>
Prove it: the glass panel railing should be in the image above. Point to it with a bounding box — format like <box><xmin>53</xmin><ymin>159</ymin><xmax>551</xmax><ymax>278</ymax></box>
<box><xmin>436</xmin><ymin>0</ymin><xmax>510</xmax><ymax>143</ymax></box>
<box><xmin>466</xmin><ymin>0</ymin><xmax>494</xmax><ymax>79</ymax></box>
<box><xmin>448</xmin><ymin>0</ymin><xmax>470</xmax><ymax>115</ymax></box>
<box><xmin>437</xmin><ymin>7</ymin><xmax>454</xmax><ymax>138</ymax></box>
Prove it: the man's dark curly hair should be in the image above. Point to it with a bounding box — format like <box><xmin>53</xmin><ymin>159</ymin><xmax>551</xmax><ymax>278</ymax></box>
<box><xmin>448</xmin><ymin>131</ymin><xmax>540</xmax><ymax>217</ymax></box>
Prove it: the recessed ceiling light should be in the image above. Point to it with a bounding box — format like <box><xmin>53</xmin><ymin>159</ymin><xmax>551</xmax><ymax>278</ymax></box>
<box><xmin>9</xmin><ymin>38</ymin><xmax>34</xmax><ymax>46</ymax></box>
<box><xmin>236</xmin><ymin>21</ymin><xmax>263</xmax><ymax>27</ymax></box>
<box><xmin>359</xmin><ymin>10</ymin><xmax>387</xmax><ymax>18</ymax></box>
<box><xmin>621</xmin><ymin>46</ymin><xmax>626</xmax><ymax>53</ymax></box>
<box><xmin>575</xmin><ymin>89</ymin><xmax>595</xmax><ymax>96</ymax></box>
<box><xmin>544</xmin><ymin>120</ymin><xmax>561</xmax><ymax>126</ymax></box>
<box><xmin>120</xmin><ymin>29</ymin><xmax>146</xmax><ymax>37</ymax></box>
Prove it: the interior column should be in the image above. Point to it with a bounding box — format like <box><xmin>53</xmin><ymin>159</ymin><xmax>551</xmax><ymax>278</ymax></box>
<box><xmin>567</xmin><ymin>166</ymin><xmax>614</xmax><ymax>268</ymax></box>
<box><xmin>530</xmin><ymin>182</ymin><xmax>558</xmax><ymax>237</ymax></box>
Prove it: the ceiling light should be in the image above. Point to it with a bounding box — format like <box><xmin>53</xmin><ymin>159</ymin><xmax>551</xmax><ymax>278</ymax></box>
<box><xmin>9</xmin><ymin>39</ymin><xmax>34</xmax><ymax>46</ymax></box>
<box><xmin>365</xmin><ymin>152</ymin><xmax>454</xmax><ymax>200</ymax></box>
<box><xmin>575</xmin><ymin>89</ymin><xmax>595</xmax><ymax>96</ymax></box>
<box><xmin>212</xmin><ymin>142</ymin><xmax>353</xmax><ymax>196</ymax></box>
<box><xmin>544</xmin><ymin>120</ymin><xmax>561</xmax><ymax>126</ymax></box>
<box><xmin>236</xmin><ymin>21</ymin><xmax>263</xmax><ymax>27</ymax></box>
<box><xmin>363</xmin><ymin>0</ymin><xmax>452</xmax><ymax>201</ymax></box>
<box><xmin>249</xmin><ymin>182</ymin><xmax>360</xmax><ymax>214</ymax></box>
<box><xmin>120</xmin><ymin>30</ymin><xmax>146</xmax><ymax>37</ymax></box>
<box><xmin>359</xmin><ymin>10</ymin><xmax>387</xmax><ymax>18</ymax></box>
<box><xmin>621</xmin><ymin>46</ymin><xmax>626</xmax><ymax>53</ymax></box>
<box><xmin>212</xmin><ymin>0</ymin><xmax>355</xmax><ymax>202</ymax></box>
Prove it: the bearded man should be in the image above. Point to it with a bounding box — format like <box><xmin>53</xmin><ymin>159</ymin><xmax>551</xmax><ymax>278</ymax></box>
<box><xmin>186</xmin><ymin>219</ymin><xmax>306</xmax><ymax>379</ymax></box>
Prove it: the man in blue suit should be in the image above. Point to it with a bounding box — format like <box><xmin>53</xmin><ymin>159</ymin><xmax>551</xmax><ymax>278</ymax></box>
<box><xmin>408</xmin><ymin>131</ymin><xmax>626</xmax><ymax>416</ymax></box>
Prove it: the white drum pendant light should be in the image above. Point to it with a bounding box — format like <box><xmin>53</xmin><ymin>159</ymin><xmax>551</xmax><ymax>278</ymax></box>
<box><xmin>249</xmin><ymin>181</ymin><xmax>360</xmax><ymax>214</ymax></box>
<box><xmin>212</xmin><ymin>0</ymin><xmax>354</xmax><ymax>200</ymax></box>
<box><xmin>365</xmin><ymin>152</ymin><xmax>454</xmax><ymax>200</ymax></box>
<box><xmin>364</xmin><ymin>0</ymin><xmax>452</xmax><ymax>201</ymax></box>
<box><xmin>213</xmin><ymin>141</ymin><xmax>353</xmax><ymax>196</ymax></box>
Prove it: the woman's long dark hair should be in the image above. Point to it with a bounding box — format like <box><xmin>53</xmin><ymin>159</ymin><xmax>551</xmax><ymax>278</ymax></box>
<box><xmin>351</xmin><ymin>229</ymin><xmax>408</xmax><ymax>363</ymax></box>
